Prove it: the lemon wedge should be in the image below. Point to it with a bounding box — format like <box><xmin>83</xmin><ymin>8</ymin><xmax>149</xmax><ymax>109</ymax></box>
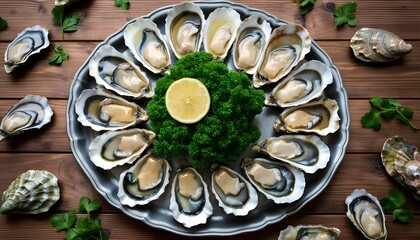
<box><xmin>165</xmin><ymin>77</ymin><xmax>211</xmax><ymax>124</ymax></box>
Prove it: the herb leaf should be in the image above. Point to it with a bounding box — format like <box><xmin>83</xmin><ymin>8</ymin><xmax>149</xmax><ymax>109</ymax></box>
<box><xmin>62</xmin><ymin>13</ymin><xmax>80</xmax><ymax>32</ymax></box>
<box><xmin>49</xmin><ymin>44</ymin><xmax>69</xmax><ymax>65</ymax></box>
<box><xmin>393</xmin><ymin>208</ymin><xmax>413</xmax><ymax>223</ymax></box>
<box><xmin>50</xmin><ymin>210</ymin><xmax>77</xmax><ymax>232</ymax></box>
<box><xmin>0</xmin><ymin>17</ymin><xmax>8</xmax><ymax>31</ymax></box>
<box><xmin>333</xmin><ymin>2</ymin><xmax>357</xmax><ymax>27</ymax></box>
<box><xmin>380</xmin><ymin>188</ymin><xmax>413</xmax><ymax>223</ymax></box>
<box><xmin>361</xmin><ymin>108</ymin><xmax>381</xmax><ymax>130</ymax></box>
<box><xmin>294</xmin><ymin>0</ymin><xmax>316</xmax><ymax>15</ymax></box>
<box><xmin>79</xmin><ymin>196</ymin><xmax>101</xmax><ymax>214</ymax></box>
<box><xmin>51</xmin><ymin>6</ymin><xmax>80</xmax><ymax>39</ymax></box>
<box><xmin>114</xmin><ymin>0</ymin><xmax>130</xmax><ymax>10</ymax></box>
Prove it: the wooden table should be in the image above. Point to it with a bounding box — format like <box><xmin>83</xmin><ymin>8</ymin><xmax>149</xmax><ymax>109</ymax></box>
<box><xmin>0</xmin><ymin>0</ymin><xmax>419</xmax><ymax>239</ymax></box>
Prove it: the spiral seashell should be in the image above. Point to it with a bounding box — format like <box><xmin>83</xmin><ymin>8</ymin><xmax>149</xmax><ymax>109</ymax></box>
<box><xmin>350</xmin><ymin>27</ymin><xmax>413</xmax><ymax>63</ymax></box>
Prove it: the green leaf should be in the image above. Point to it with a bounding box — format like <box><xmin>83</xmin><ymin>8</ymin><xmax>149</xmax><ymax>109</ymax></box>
<box><xmin>333</xmin><ymin>2</ymin><xmax>358</xmax><ymax>27</ymax></box>
<box><xmin>369</xmin><ymin>96</ymin><xmax>382</xmax><ymax>108</ymax></box>
<box><xmin>49</xmin><ymin>44</ymin><xmax>69</xmax><ymax>65</ymax></box>
<box><xmin>388</xmin><ymin>188</ymin><xmax>405</xmax><ymax>208</ymax></box>
<box><xmin>388</xmin><ymin>98</ymin><xmax>401</xmax><ymax>108</ymax></box>
<box><xmin>361</xmin><ymin>108</ymin><xmax>381</xmax><ymax>130</ymax></box>
<box><xmin>50</xmin><ymin>210</ymin><xmax>77</xmax><ymax>232</ymax></box>
<box><xmin>63</xmin><ymin>13</ymin><xmax>80</xmax><ymax>32</ymax></box>
<box><xmin>114</xmin><ymin>0</ymin><xmax>130</xmax><ymax>10</ymax></box>
<box><xmin>380</xmin><ymin>197</ymin><xmax>397</xmax><ymax>212</ymax></box>
<box><xmin>0</xmin><ymin>17</ymin><xmax>8</xmax><ymax>31</ymax></box>
<box><xmin>51</xmin><ymin>6</ymin><xmax>64</xmax><ymax>26</ymax></box>
<box><xmin>393</xmin><ymin>208</ymin><xmax>413</xmax><ymax>223</ymax></box>
<box><xmin>297</xmin><ymin>0</ymin><xmax>316</xmax><ymax>15</ymax></box>
<box><xmin>79</xmin><ymin>196</ymin><xmax>101</xmax><ymax>214</ymax></box>
<box><xmin>400</xmin><ymin>107</ymin><xmax>414</xmax><ymax>119</ymax></box>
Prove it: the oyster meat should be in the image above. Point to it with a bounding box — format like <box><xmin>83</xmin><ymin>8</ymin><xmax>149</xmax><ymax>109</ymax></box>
<box><xmin>118</xmin><ymin>150</ymin><xmax>171</xmax><ymax>206</ymax></box>
<box><xmin>350</xmin><ymin>28</ymin><xmax>413</xmax><ymax>63</ymax></box>
<box><xmin>345</xmin><ymin>189</ymin><xmax>387</xmax><ymax>240</ymax></box>
<box><xmin>89</xmin><ymin>129</ymin><xmax>156</xmax><ymax>170</ymax></box>
<box><xmin>278</xmin><ymin>225</ymin><xmax>341</xmax><ymax>240</ymax></box>
<box><xmin>0</xmin><ymin>170</ymin><xmax>60</xmax><ymax>214</ymax></box>
<box><xmin>241</xmin><ymin>158</ymin><xmax>305</xmax><ymax>204</ymax></box>
<box><xmin>4</xmin><ymin>25</ymin><xmax>50</xmax><ymax>73</ymax></box>
<box><xmin>251</xmin><ymin>135</ymin><xmax>330</xmax><ymax>174</ymax></box>
<box><xmin>89</xmin><ymin>44</ymin><xmax>154</xmax><ymax>99</ymax></box>
<box><xmin>211</xmin><ymin>164</ymin><xmax>258</xmax><ymax>216</ymax></box>
<box><xmin>0</xmin><ymin>95</ymin><xmax>54</xmax><ymax>142</ymax></box>
<box><xmin>381</xmin><ymin>135</ymin><xmax>420</xmax><ymax>201</ymax></box>
<box><xmin>75</xmin><ymin>88</ymin><xmax>148</xmax><ymax>131</ymax></box>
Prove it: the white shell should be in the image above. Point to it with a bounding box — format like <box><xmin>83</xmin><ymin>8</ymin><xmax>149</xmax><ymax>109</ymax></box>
<box><xmin>88</xmin><ymin>128</ymin><xmax>156</xmax><ymax>170</ymax></box>
<box><xmin>54</xmin><ymin>0</ymin><xmax>80</xmax><ymax>6</ymax></box>
<box><xmin>88</xmin><ymin>44</ymin><xmax>154</xmax><ymax>99</ymax></box>
<box><xmin>278</xmin><ymin>225</ymin><xmax>341</xmax><ymax>240</ymax></box>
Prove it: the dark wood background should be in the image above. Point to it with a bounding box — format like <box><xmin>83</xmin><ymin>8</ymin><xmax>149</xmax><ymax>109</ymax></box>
<box><xmin>0</xmin><ymin>0</ymin><xmax>419</xmax><ymax>239</ymax></box>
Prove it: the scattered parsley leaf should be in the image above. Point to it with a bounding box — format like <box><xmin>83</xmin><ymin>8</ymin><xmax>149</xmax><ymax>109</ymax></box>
<box><xmin>361</xmin><ymin>108</ymin><xmax>381</xmax><ymax>130</ymax></box>
<box><xmin>114</xmin><ymin>0</ymin><xmax>130</xmax><ymax>10</ymax></box>
<box><xmin>62</xmin><ymin>13</ymin><xmax>80</xmax><ymax>32</ymax></box>
<box><xmin>50</xmin><ymin>210</ymin><xmax>77</xmax><ymax>232</ymax></box>
<box><xmin>393</xmin><ymin>208</ymin><xmax>413</xmax><ymax>223</ymax></box>
<box><xmin>380</xmin><ymin>188</ymin><xmax>413</xmax><ymax>223</ymax></box>
<box><xmin>333</xmin><ymin>2</ymin><xmax>357</xmax><ymax>27</ymax></box>
<box><xmin>51</xmin><ymin>6</ymin><xmax>80</xmax><ymax>39</ymax></box>
<box><xmin>79</xmin><ymin>196</ymin><xmax>101</xmax><ymax>214</ymax></box>
<box><xmin>294</xmin><ymin>0</ymin><xmax>316</xmax><ymax>15</ymax></box>
<box><xmin>49</xmin><ymin>44</ymin><xmax>69</xmax><ymax>65</ymax></box>
<box><xmin>0</xmin><ymin>17</ymin><xmax>8</xmax><ymax>31</ymax></box>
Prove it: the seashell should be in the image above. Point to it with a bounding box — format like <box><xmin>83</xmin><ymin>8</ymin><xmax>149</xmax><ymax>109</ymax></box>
<box><xmin>0</xmin><ymin>95</ymin><xmax>54</xmax><ymax>142</ymax></box>
<box><xmin>54</xmin><ymin>0</ymin><xmax>81</xmax><ymax>6</ymax></box>
<box><xmin>381</xmin><ymin>135</ymin><xmax>420</xmax><ymax>201</ymax></box>
<box><xmin>350</xmin><ymin>27</ymin><xmax>413</xmax><ymax>63</ymax></box>
<box><xmin>0</xmin><ymin>170</ymin><xmax>60</xmax><ymax>214</ymax></box>
<box><xmin>278</xmin><ymin>225</ymin><xmax>341</xmax><ymax>240</ymax></box>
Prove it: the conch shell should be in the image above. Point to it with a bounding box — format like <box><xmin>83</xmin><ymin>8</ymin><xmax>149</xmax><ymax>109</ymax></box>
<box><xmin>350</xmin><ymin>27</ymin><xmax>413</xmax><ymax>62</ymax></box>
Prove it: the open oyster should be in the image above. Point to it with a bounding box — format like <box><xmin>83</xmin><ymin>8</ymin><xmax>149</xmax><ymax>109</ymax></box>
<box><xmin>345</xmin><ymin>189</ymin><xmax>387</xmax><ymax>240</ymax></box>
<box><xmin>118</xmin><ymin>150</ymin><xmax>171</xmax><ymax>207</ymax></box>
<box><xmin>253</xmin><ymin>23</ymin><xmax>311</xmax><ymax>88</ymax></box>
<box><xmin>89</xmin><ymin>128</ymin><xmax>156</xmax><ymax>170</ymax></box>
<box><xmin>350</xmin><ymin>28</ymin><xmax>413</xmax><ymax>63</ymax></box>
<box><xmin>278</xmin><ymin>225</ymin><xmax>341</xmax><ymax>240</ymax></box>
<box><xmin>0</xmin><ymin>95</ymin><xmax>53</xmax><ymax>142</ymax></box>
<box><xmin>232</xmin><ymin>15</ymin><xmax>272</xmax><ymax>74</ymax></box>
<box><xmin>4</xmin><ymin>25</ymin><xmax>50</xmax><ymax>73</ymax></box>
<box><xmin>170</xmin><ymin>166</ymin><xmax>213</xmax><ymax>228</ymax></box>
<box><xmin>241</xmin><ymin>158</ymin><xmax>305</xmax><ymax>204</ymax></box>
<box><xmin>381</xmin><ymin>136</ymin><xmax>420</xmax><ymax>201</ymax></box>
<box><xmin>210</xmin><ymin>164</ymin><xmax>258</xmax><ymax>216</ymax></box>
<box><xmin>251</xmin><ymin>135</ymin><xmax>330</xmax><ymax>174</ymax></box>
<box><xmin>273</xmin><ymin>98</ymin><xmax>340</xmax><ymax>136</ymax></box>
<box><xmin>0</xmin><ymin>170</ymin><xmax>60</xmax><ymax>214</ymax></box>
<box><xmin>203</xmin><ymin>7</ymin><xmax>241</xmax><ymax>59</ymax></box>
<box><xmin>89</xmin><ymin>44</ymin><xmax>154</xmax><ymax>99</ymax></box>
<box><xmin>124</xmin><ymin>18</ymin><xmax>172</xmax><ymax>74</ymax></box>
<box><xmin>266</xmin><ymin>60</ymin><xmax>333</xmax><ymax>108</ymax></box>
<box><xmin>165</xmin><ymin>2</ymin><xmax>205</xmax><ymax>59</ymax></box>
<box><xmin>75</xmin><ymin>88</ymin><xmax>148</xmax><ymax>131</ymax></box>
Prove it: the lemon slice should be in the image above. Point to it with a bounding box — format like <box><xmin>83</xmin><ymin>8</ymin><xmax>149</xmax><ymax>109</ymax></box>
<box><xmin>165</xmin><ymin>78</ymin><xmax>211</xmax><ymax>124</ymax></box>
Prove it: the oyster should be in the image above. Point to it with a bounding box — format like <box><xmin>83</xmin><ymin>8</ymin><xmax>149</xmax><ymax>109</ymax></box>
<box><xmin>251</xmin><ymin>135</ymin><xmax>330</xmax><ymax>174</ymax></box>
<box><xmin>345</xmin><ymin>189</ymin><xmax>387</xmax><ymax>240</ymax></box>
<box><xmin>266</xmin><ymin>60</ymin><xmax>333</xmax><ymax>108</ymax></box>
<box><xmin>210</xmin><ymin>164</ymin><xmax>258</xmax><ymax>216</ymax></box>
<box><xmin>273</xmin><ymin>98</ymin><xmax>340</xmax><ymax>136</ymax></box>
<box><xmin>0</xmin><ymin>170</ymin><xmax>60</xmax><ymax>214</ymax></box>
<box><xmin>0</xmin><ymin>95</ymin><xmax>53</xmax><ymax>142</ymax></box>
<box><xmin>241</xmin><ymin>158</ymin><xmax>305</xmax><ymax>204</ymax></box>
<box><xmin>169</xmin><ymin>166</ymin><xmax>213</xmax><ymax>228</ymax></box>
<box><xmin>88</xmin><ymin>128</ymin><xmax>156</xmax><ymax>170</ymax></box>
<box><xmin>350</xmin><ymin>28</ymin><xmax>413</xmax><ymax>63</ymax></box>
<box><xmin>118</xmin><ymin>150</ymin><xmax>171</xmax><ymax>206</ymax></box>
<box><xmin>75</xmin><ymin>88</ymin><xmax>148</xmax><ymax>131</ymax></box>
<box><xmin>381</xmin><ymin>136</ymin><xmax>420</xmax><ymax>201</ymax></box>
<box><xmin>89</xmin><ymin>44</ymin><xmax>154</xmax><ymax>99</ymax></box>
<box><xmin>54</xmin><ymin>0</ymin><xmax>80</xmax><ymax>6</ymax></box>
<box><xmin>165</xmin><ymin>2</ymin><xmax>205</xmax><ymax>59</ymax></box>
<box><xmin>203</xmin><ymin>7</ymin><xmax>242</xmax><ymax>59</ymax></box>
<box><xmin>278</xmin><ymin>225</ymin><xmax>341</xmax><ymax>240</ymax></box>
<box><xmin>124</xmin><ymin>18</ymin><xmax>172</xmax><ymax>74</ymax></box>
<box><xmin>253</xmin><ymin>24</ymin><xmax>311</xmax><ymax>88</ymax></box>
<box><xmin>4</xmin><ymin>25</ymin><xmax>50</xmax><ymax>73</ymax></box>
<box><xmin>232</xmin><ymin>15</ymin><xmax>272</xmax><ymax>74</ymax></box>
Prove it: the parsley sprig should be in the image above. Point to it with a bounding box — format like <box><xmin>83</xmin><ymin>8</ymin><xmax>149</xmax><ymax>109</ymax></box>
<box><xmin>333</xmin><ymin>2</ymin><xmax>357</xmax><ymax>27</ymax></box>
<box><xmin>0</xmin><ymin>17</ymin><xmax>8</xmax><ymax>31</ymax></box>
<box><xmin>361</xmin><ymin>96</ymin><xmax>418</xmax><ymax>130</ymax></box>
<box><xmin>114</xmin><ymin>0</ymin><xmax>130</xmax><ymax>10</ymax></box>
<box><xmin>380</xmin><ymin>188</ymin><xmax>414</xmax><ymax>223</ymax></box>
<box><xmin>294</xmin><ymin>0</ymin><xmax>317</xmax><ymax>15</ymax></box>
<box><xmin>49</xmin><ymin>44</ymin><xmax>69</xmax><ymax>65</ymax></box>
<box><xmin>51</xmin><ymin>6</ymin><xmax>80</xmax><ymax>39</ymax></box>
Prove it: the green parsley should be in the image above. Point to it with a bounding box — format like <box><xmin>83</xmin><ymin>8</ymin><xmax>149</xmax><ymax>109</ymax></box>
<box><xmin>361</xmin><ymin>96</ymin><xmax>418</xmax><ymax>130</ymax></box>
<box><xmin>114</xmin><ymin>0</ymin><xmax>130</xmax><ymax>10</ymax></box>
<box><xmin>294</xmin><ymin>0</ymin><xmax>317</xmax><ymax>15</ymax></box>
<box><xmin>380</xmin><ymin>188</ymin><xmax>414</xmax><ymax>223</ymax></box>
<box><xmin>333</xmin><ymin>2</ymin><xmax>357</xmax><ymax>27</ymax></box>
<box><xmin>51</xmin><ymin>6</ymin><xmax>80</xmax><ymax>39</ymax></box>
<box><xmin>0</xmin><ymin>17</ymin><xmax>8</xmax><ymax>31</ymax></box>
<box><xmin>50</xmin><ymin>196</ymin><xmax>109</xmax><ymax>240</ymax></box>
<box><xmin>49</xmin><ymin>44</ymin><xmax>69</xmax><ymax>65</ymax></box>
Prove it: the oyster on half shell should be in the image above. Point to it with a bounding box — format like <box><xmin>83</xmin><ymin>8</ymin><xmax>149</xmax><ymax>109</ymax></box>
<box><xmin>278</xmin><ymin>225</ymin><xmax>341</xmax><ymax>240</ymax></box>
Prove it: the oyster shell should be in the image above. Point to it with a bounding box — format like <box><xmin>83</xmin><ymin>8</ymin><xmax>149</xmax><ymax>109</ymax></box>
<box><xmin>381</xmin><ymin>135</ymin><xmax>420</xmax><ymax>201</ymax></box>
<box><xmin>266</xmin><ymin>60</ymin><xmax>333</xmax><ymax>108</ymax></box>
<box><xmin>89</xmin><ymin>44</ymin><xmax>154</xmax><ymax>99</ymax></box>
<box><xmin>278</xmin><ymin>225</ymin><xmax>341</xmax><ymax>240</ymax></box>
<box><xmin>350</xmin><ymin>28</ymin><xmax>413</xmax><ymax>63</ymax></box>
<box><xmin>203</xmin><ymin>7</ymin><xmax>242</xmax><ymax>59</ymax></box>
<box><xmin>169</xmin><ymin>166</ymin><xmax>213</xmax><ymax>228</ymax></box>
<box><xmin>0</xmin><ymin>95</ymin><xmax>53</xmax><ymax>142</ymax></box>
<box><xmin>251</xmin><ymin>135</ymin><xmax>330</xmax><ymax>174</ymax></box>
<box><xmin>253</xmin><ymin>23</ymin><xmax>311</xmax><ymax>88</ymax></box>
<box><xmin>118</xmin><ymin>150</ymin><xmax>171</xmax><ymax>206</ymax></box>
<box><xmin>345</xmin><ymin>189</ymin><xmax>387</xmax><ymax>240</ymax></box>
<box><xmin>241</xmin><ymin>158</ymin><xmax>305</xmax><ymax>204</ymax></box>
<box><xmin>232</xmin><ymin>15</ymin><xmax>272</xmax><ymax>74</ymax></box>
<box><xmin>273</xmin><ymin>98</ymin><xmax>340</xmax><ymax>136</ymax></box>
<box><xmin>210</xmin><ymin>164</ymin><xmax>258</xmax><ymax>216</ymax></box>
<box><xmin>75</xmin><ymin>88</ymin><xmax>148</xmax><ymax>131</ymax></box>
<box><xmin>88</xmin><ymin>128</ymin><xmax>156</xmax><ymax>170</ymax></box>
<box><xmin>54</xmin><ymin>0</ymin><xmax>80</xmax><ymax>6</ymax></box>
<box><xmin>0</xmin><ymin>170</ymin><xmax>60</xmax><ymax>214</ymax></box>
<box><xmin>4</xmin><ymin>25</ymin><xmax>50</xmax><ymax>73</ymax></box>
<box><xmin>165</xmin><ymin>2</ymin><xmax>205</xmax><ymax>59</ymax></box>
<box><xmin>124</xmin><ymin>18</ymin><xmax>172</xmax><ymax>74</ymax></box>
